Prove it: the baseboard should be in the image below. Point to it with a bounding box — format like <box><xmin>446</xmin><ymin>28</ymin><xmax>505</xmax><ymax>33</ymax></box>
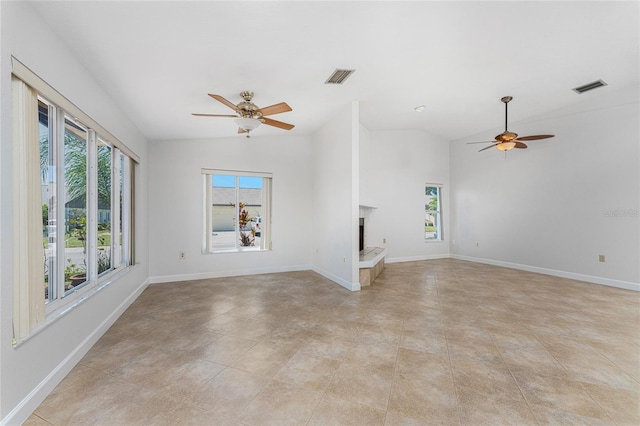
<box><xmin>149</xmin><ymin>264</ymin><xmax>313</xmax><ymax>284</ymax></box>
<box><xmin>1</xmin><ymin>278</ymin><xmax>150</xmax><ymax>426</ymax></box>
<box><xmin>386</xmin><ymin>253</ymin><xmax>451</xmax><ymax>264</ymax></box>
<box><xmin>311</xmin><ymin>266</ymin><xmax>360</xmax><ymax>292</ymax></box>
<box><xmin>451</xmin><ymin>254</ymin><xmax>640</xmax><ymax>291</ymax></box>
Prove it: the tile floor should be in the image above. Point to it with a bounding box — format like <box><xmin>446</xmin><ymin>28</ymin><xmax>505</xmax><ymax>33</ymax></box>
<box><xmin>25</xmin><ymin>259</ymin><xmax>639</xmax><ymax>425</ymax></box>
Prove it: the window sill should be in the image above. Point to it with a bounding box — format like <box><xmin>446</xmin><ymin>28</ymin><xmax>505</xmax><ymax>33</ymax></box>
<box><xmin>204</xmin><ymin>248</ymin><xmax>271</xmax><ymax>254</ymax></box>
<box><xmin>13</xmin><ymin>265</ymin><xmax>134</xmax><ymax>348</ymax></box>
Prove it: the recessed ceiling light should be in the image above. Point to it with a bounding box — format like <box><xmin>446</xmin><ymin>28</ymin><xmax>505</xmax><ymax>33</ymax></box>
<box><xmin>414</xmin><ymin>105</ymin><xmax>426</xmax><ymax>112</ymax></box>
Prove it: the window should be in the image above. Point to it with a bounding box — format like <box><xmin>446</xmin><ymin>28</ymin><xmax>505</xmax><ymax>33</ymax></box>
<box><xmin>12</xmin><ymin>58</ymin><xmax>137</xmax><ymax>344</ymax></box>
<box><xmin>425</xmin><ymin>184</ymin><xmax>442</xmax><ymax>241</ymax></box>
<box><xmin>202</xmin><ymin>169</ymin><xmax>272</xmax><ymax>252</ymax></box>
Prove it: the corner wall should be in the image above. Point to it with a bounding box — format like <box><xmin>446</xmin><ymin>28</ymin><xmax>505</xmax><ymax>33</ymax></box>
<box><xmin>360</xmin><ymin>129</ymin><xmax>451</xmax><ymax>262</ymax></box>
<box><xmin>450</xmin><ymin>87</ymin><xmax>640</xmax><ymax>289</ymax></box>
<box><xmin>0</xmin><ymin>2</ymin><xmax>150</xmax><ymax>424</ymax></box>
<box><xmin>311</xmin><ymin>103</ymin><xmax>360</xmax><ymax>290</ymax></box>
<box><xmin>147</xmin><ymin>134</ymin><xmax>313</xmax><ymax>282</ymax></box>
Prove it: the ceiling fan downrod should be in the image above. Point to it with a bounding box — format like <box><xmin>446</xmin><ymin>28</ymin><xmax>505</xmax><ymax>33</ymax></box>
<box><xmin>501</xmin><ymin>96</ymin><xmax>512</xmax><ymax>132</ymax></box>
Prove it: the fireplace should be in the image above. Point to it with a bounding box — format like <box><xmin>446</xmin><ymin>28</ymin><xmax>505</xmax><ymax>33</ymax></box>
<box><xmin>359</xmin><ymin>218</ymin><xmax>364</xmax><ymax>252</ymax></box>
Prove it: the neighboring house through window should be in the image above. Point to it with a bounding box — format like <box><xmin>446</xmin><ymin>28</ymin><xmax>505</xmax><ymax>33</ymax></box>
<box><xmin>202</xmin><ymin>169</ymin><xmax>272</xmax><ymax>253</ymax></box>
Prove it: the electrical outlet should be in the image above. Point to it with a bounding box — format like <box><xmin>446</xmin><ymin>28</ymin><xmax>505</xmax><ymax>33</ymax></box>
<box><xmin>179</xmin><ymin>251</ymin><xmax>185</xmax><ymax>259</ymax></box>
<box><xmin>343</xmin><ymin>257</ymin><xmax>346</xmax><ymax>263</ymax></box>
<box><xmin>599</xmin><ymin>254</ymin><xmax>605</xmax><ymax>263</ymax></box>
<box><xmin>383</xmin><ymin>238</ymin><xmax>386</xmax><ymax>244</ymax></box>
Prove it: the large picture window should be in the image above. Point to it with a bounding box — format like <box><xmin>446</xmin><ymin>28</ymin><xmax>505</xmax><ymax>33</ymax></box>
<box><xmin>425</xmin><ymin>184</ymin><xmax>443</xmax><ymax>241</ymax></box>
<box><xmin>202</xmin><ymin>169</ymin><xmax>272</xmax><ymax>253</ymax></box>
<box><xmin>12</xmin><ymin>58</ymin><xmax>137</xmax><ymax>344</ymax></box>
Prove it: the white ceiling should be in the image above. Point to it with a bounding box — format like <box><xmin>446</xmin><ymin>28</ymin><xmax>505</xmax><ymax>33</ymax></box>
<box><xmin>30</xmin><ymin>1</ymin><xmax>639</xmax><ymax>142</ymax></box>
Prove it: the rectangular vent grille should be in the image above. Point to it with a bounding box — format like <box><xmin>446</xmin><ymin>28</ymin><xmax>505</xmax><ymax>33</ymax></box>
<box><xmin>325</xmin><ymin>69</ymin><xmax>355</xmax><ymax>85</ymax></box>
<box><xmin>572</xmin><ymin>79</ymin><xmax>607</xmax><ymax>94</ymax></box>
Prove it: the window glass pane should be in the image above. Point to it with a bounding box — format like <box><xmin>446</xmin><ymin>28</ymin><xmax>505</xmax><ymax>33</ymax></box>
<box><xmin>211</xmin><ymin>174</ymin><xmax>237</xmax><ymax>251</ymax></box>
<box><xmin>205</xmin><ymin>171</ymin><xmax>271</xmax><ymax>253</ymax></box>
<box><xmin>97</xmin><ymin>139</ymin><xmax>112</xmax><ymax>275</ymax></box>
<box><xmin>39</xmin><ymin>98</ymin><xmax>55</xmax><ymax>303</ymax></box>
<box><xmin>239</xmin><ymin>176</ymin><xmax>262</xmax><ymax>248</ymax></box>
<box><xmin>118</xmin><ymin>152</ymin><xmax>125</xmax><ymax>267</ymax></box>
<box><xmin>425</xmin><ymin>186</ymin><xmax>441</xmax><ymax>241</ymax></box>
<box><xmin>64</xmin><ymin>116</ymin><xmax>88</xmax><ymax>293</ymax></box>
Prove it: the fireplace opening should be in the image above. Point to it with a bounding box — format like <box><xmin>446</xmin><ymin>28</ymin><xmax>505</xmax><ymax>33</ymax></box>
<box><xmin>359</xmin><ymin>218</ymin><xmax>364</xmax><ymax>252</ymax></box>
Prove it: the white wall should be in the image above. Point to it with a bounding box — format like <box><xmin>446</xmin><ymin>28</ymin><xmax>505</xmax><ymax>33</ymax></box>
<box><xmin>360</xmin><ymin>129</ymin><xmax>451</xmax><ymax>262</ymax></box>
<box><xmin>0</xmin><ymin>2</ymin><xmax>150</xmax><ymax>424</ymax></box>
<box><xmin>450</xmin><ymin>87</ymin><xmax>640</xmax><ymax>289</ymax></box>
<box><xmin>311</xmin><ymin>103</ymin><xmax>360</xmax><ymax>290</ymax></box>
<box><xmin>148</xmin><ymin>134</ymin><xmax>313</xmax><ymax>282</ymax></box>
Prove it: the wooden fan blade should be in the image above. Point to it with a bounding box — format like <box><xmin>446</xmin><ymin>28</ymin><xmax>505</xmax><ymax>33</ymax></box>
<box><xmin>514</xmin><ymin>142</ymin><xmax>528</xmax><ymax>149</ymax></box>
<box><xmin>256</xmin><ymin>102</ymin><xmax>292</xmax><ymax>117</ymax></box>
<box><xmin>192</xmin><ymin>113</ymin><xmax>238</xmax><ymax>118</ymax></box>
<box><xmin>479</xmin><ymin>143</ymin><xmax>498</xmax><ymax>152</ymax></box>
<box><xmin>467</xmin><ymin>140</ymin><xmax>496</xmax><ymax>145</ymax></box>
<box><xmin>208</xmin><ymin>94</ymin><xmax>240</xmax><ymax>111</ymax></box>
<box><xmin>263</xmin><ymin>117</ymin><xmax>295</xmax><ymax>130</ymax></box>
<box><xmin>515</xmin><ymin>134</ymin><xmax>554</xmax><ymax>141</ymax></box>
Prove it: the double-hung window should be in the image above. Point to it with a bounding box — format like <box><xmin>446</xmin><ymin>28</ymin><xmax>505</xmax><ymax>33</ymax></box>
<box><xmin>202</xmin><ymin>169</ymin><xmax>272</xmax><ymax>253</ymax></box>
<box><xmin>425</xmin><ymin>184</ymin><xmax>443</xmax><ymax>241</ymax></box>
<box><xmin>11</xmin><ymin>58</ymin><xmax>137</xmax><ymax>344</ymax></box>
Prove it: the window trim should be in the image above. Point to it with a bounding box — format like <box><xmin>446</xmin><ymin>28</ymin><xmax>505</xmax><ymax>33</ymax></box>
<box><xmin>425</xmin><ymin>183</ymin><xmax>443</xmax><ymax>242</ymax></box>
<box><xmin>202</xmin><ymin>168</ymin><xmax>272</xmax><ymax>253</ymax></box>
<box><xmin>11</xmin><ymin>57</ymin><xmax>140</xmax><ymax>163</ymax></box>
<box><xmin>11</xmin><ymin>57</ymin><xmax>139</xmax><ymax>346</ymax></box>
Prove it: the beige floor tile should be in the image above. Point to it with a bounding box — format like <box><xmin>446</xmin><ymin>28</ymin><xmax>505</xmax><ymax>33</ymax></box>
<box><xmin>383</xmin><ymin>410</ymin><xmax>430</xmax><ymax>425</ymax></box>
<box><xmin>388</xmin><ymin>373</ymin><xmax>458</xmax><ymax>424</ymax></box>
<box><xmin>528</xmin><ymin>403</ymin><xmax>614</xmax><ymax>425</ymax></box>
<box><xmin>457</xmin><ymin>394</ymin><xmax>537</xmax><ymax>426</ymax></box>
<box><xmin>274</xmin><ymin>351</ymin><xmax>341</xmax><ymax>392</ymax></box>
<box><xmin>186</xmin><ymin>367</ymin><xmax>268</xmax><ymax>419</ymax></box>
<box><xmin>231</xmin><ymin>340</ymin><xmax>297</xmax><ymax>377</ymax></box>
<box><xmin>237</xmin><ymin>379</ymin><xmax>324</xmax><ymax>425</ymax></box>
<box><xmin>581</xmin><ymin>381</ymin><xmax>640</xmax><ymax>425</ymax></box>
<box><xmin>187</xmin><ymin>334</ymin><xmax>258</xmax><ymax>365</ymax></box>
<box><xmin>450</xmin><ymin>357</ymin><xmax>524</xmax><ymax>403</ymax></box>
<box><xmin>26</xmin><ymin>260</ymin><xmax>640</xmax><ymax>426</ymax></box>
<box><xmin>394</xmin><ymin>348</ymin><xmax>451</xmax><ymax>382</ymax></box>
<box><xmin>509</xmin><ymin>364</ymin><xmax>611</xmax><ymax>421</ymax></box>
<box><xmin>326</xmin><ymin>358</ymin><xmax>394</xmax><ymax>410</ymax></box>
<box><xmin>399</xmin><ymin>329</ymin><xmax>447</xmax><ymax>355</ymax></box>
<box><xmin>309</xmin><ymin>394</ymin><xmax>386</xmax><ymax>425</ymax></box>
<box><xmin>537</xmin><ymin>335</ymin><xmax>639</xmax><ymax>391</ymax></box>
<box><xmin>298</xmin><ymin>334</ymin><xmax>354</xmax><ymax>360</ymax></box>
<box><xmin>345</xmin><ymin>340</ymin><xmax>399</xmax><ymax>370</ymax></box>
<box><xmin>20</xmin><ymin>414</ymin><xmax>51</xmax><ymax>426</ymax></box>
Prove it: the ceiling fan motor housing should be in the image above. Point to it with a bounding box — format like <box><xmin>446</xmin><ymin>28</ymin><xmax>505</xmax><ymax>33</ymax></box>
<box><xmin>496</xmin><ymin>131</ymin><xmax>518</xmax><ymax>142</ymax></box>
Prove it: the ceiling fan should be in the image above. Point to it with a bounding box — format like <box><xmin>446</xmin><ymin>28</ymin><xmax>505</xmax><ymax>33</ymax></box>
<box><xmin>468</xmin><ymin>96</ymin><xmax>554</xmax><ymax>152</ymax></box>
<box><xmin>192</xmin><ymin>91</ymin><xmax>294</xmax><ymax>137</ymax></box>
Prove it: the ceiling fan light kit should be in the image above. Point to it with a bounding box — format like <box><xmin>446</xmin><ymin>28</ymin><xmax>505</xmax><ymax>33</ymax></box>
<box><xmin>234</xmin><ymin>117</ymin><xmax>261</xmax><ymax>131</ymax></box>
<box><xmin>193</xmin><ymin>91</ymin><xmax>294</xmax><ymax>138</ymax></box>
<box><xmin>468</xmin><ymin>96</ymin><xmax>555</xmax><ymax>153</ymax></box>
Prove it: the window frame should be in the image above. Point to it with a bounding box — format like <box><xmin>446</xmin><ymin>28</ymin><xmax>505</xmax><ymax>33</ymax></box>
<box><xmin>11</xmin><ymin>57</ymin><xmax>138</xmax><ymax>345</ymax></box>
<box><xmin>202</xmin><ymin>168</ymin><xmax>272</xmax><ymax>254</ymax></box>
<box><xmin>425</xmin><ymin>184</ymin><xmax>443</xmax><ymax>242</ymax></box>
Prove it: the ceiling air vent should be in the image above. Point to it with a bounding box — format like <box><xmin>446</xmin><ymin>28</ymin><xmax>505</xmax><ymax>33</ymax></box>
<box><xmin>325</xmin><ymin>69</ymin><xmax>355</xmax><ymax>85</ymax></box>
<box><xmin>572</xmin><ymin>79</ymin><xmax>607</xmax><ymax>94</ymax></box>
